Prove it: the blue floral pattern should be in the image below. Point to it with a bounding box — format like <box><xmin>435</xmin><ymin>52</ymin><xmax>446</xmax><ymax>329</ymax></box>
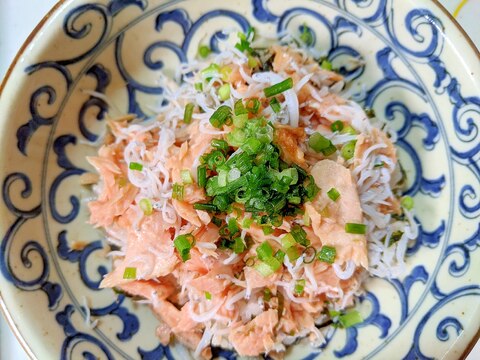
<box><xmin>0</xmin><ymin>0</ymin><xmax>478</xmax><ymax>359</ymax></box>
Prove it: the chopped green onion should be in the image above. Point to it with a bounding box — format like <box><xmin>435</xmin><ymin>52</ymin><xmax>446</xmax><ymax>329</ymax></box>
<box><xmin>172</xmin><ymin>183</ymin><xmax>184</xmax><ymax>201</ymax></box>
<box><xmin>245</xmin><ymin>98</ymin><xmax>260</xmax><ymax>114</ymax></box>
<box><xmin>228</xmin><ymin>218</ymin><xmax>239</xmax><ymax>234</ymax></box>
<box><xmin>270</xmin><ymin>98</ymin><xmax>281</xmax><ymax>113</ymax></box>
<box><xmin>263</xmin><ymin>288</ymin><xmax>272</xmax><ymax>301</ymax></box>
<box><xmin>294</xmin><ymin>279</ymin><xmax>306</xmax><ymax>294</ymax></box>
<box><xmin>331</xmin><ymin>120</ymin><xmax>344</xmax><ymax>132</ymax></box>
<box><xmin>374</xmin><ymin>161</ymin><xmax>385</xmax><ymax>168</ymax></box>
<box><xmin>197</xmin><ymin>165</ymin><xmax>207</xmax><ymax>188</ymax></box>
<box><xmin>211</xmin><ymin>139</ymin><xmax>229</xmax><ymax>153</ymax></box>
<box><xmin>317</xmin><ymin>246</ymin><xmax>336</xmax><ymax>264</ymax></box>
<box><xmin>327</xmin><ymin>188</ymin><xmax>341</xmax><ymax>202</ymax></box>
<box><xmin>129</xmin><ymin>162</ymin><xmax>143</xmax><ymax>171</ymax></box>
<box><xmin>322</xmin><ymin>144</ymin><xmax>337</xmax><ymax>156</ymax></box>
<box><xmin>303</xmin><ymin>246</ymin><xmax>317</xmax><ymax>264</ymax></box>
<box><xmin>288</xmin><ymin>196</ymin><xmax>301</xmax><ymax>204</ymax></box>
<box><xmin>212</xmin><ymin>216</ymin><xmax>223</xmax><ymax>227</ymax></box>
<box><xmin>209</xmin><ymin>105</ymin><xmax>231</xmax><ymax>128</ymax></box>
<box><xmin>195</xmin><ymin>82</ymin><xmax>203</xmax><ymax>91</ymax></box>
<box><xmin>226</xmin><ymin>128</ymin><xmax>246</xmax><ymax>146</ymax></box>
<box><xmin>242</xmin><ymin>218</ymin><xmax>253</xmax><ymax>228</ymax></box>
<box><xmin>274</xmin><ymin>250</ymin><xmax>285</xmax><ymax>263</ymax></box>
<box><xmin>248</xmin><ymin>55</ymin><xmax>258</xmax><ymax>68</ymax></box>
<box><xmin>303</xmin><ymin>211</ymin><xmax>311</xmax><ymax>227</ymax></box>
<box><xmin>233</xmin><ymin>237</ymin><xmax>245</xmax><ymax>254</ymax></box>
<box><xmin>218</xmin><ymin>83</ymin><xmax>231</xmax><ymax>101</ymax></box>
<box><xmin>286</xmin><ymin>246</ymin><xmax>301</xmax><ymax>261</ymax></box>
<box><xmin>234</xmin><ymin>99</ymin><xmax>248</xmax><ymax>116</ymax></box>
<box><xmin>193</xmin><ymin>203</ymin><xmax>217</xmax><ymax>212</ymax></box>
<box><xmin>341</xmin><ymin>125</ymin><xmax>356</xmax><ymax>135</ymax></box>
<box><xmin>281</xmin><ymin>233</ymin><xmax>296</xmax><ymax>249</ymax></box>
<box><xmin>256</xmin><ymin>241</ymin><xmax>274</xmax><ymax>261</ymax></box>
<box><xmin>205</xmin><ymin>291</ymin><xmax>212</xmax><ymax>300</ymax></box>
<box><xmin>139</xmin><ymin>198</ymin><xmax>153</xmax><ymax>216</ymax></box>
<box><xmin>220</xmin><ymin>66</ymin><xmax>232</xmax><ymax>81</ymax></box>
<box><xmin>241</xmin><ymin>137</ymin><xmax>263</xmax><ymax>155</ymax></box>
<box><xmin>338</xmin><ymin>310</ymin><xmax>363</xmax><ymax>328</ymax></box>
<box><xmin>233</xmin><ymin>114</ymin><xmax>248</xmax><ymax>128</ymax></box>
<box><xmin>262</xmin><ymin>226</ymin><xmax>274</xmax><ymax>235</ymax></box>
<box><xmin>401</xmin><ymin>196</ymin><xmax>414</xmax><ymax>210</ymax></box>
<box><xmin>308</xmin><ymin>132</ymin><xmax>331</xmax><ymax>153</ymax></box>
<box><xmin>181</xmin><ymin>169</ymin><xmax>193</xmax><ymax>184</ymax></box>
<box><xmin>198</xmin><ymin>45</ymin><xmax>211</xmax><ymax>58</ymax></box>
<box><xmin>305</xmin><ymin>175</ymin><xmax>320</xmax><ymax>200</ymax></box>
<box><xmin>291</xmin><ymin>225</ymin><xmax>310</xmax><ymax>246</ymax></box>
<box><xmin>201</xmin><ymin>63</ymin><xmax>220</xmax><ymax>79</ymax></box>
<box><xmin>183</xmin><ymin>103</ymin><xmax>194</xmax><ymax>124</ymax></box>
<box><xmin>341</xmin><ymin>141</ymin><xmax>356</xmax><ymax>160</ymax></box>
<box><xmin>174</xmin><ymin>234</ymin><xmax>195</xmax><ymax>262</ymax></box>
<box><xmin>123</xmin><ymin>267</ymin><xmax>137</xmax><ymax>280</ymax></box>
<box><xmin>345</xmin><ymin>222</ymin><xmax>367</xmax><ymax>234</ymax></box>
<box><xmin>264</xmin><ymin>78</ymin><xmax>293</xmax><ymax>97</ymax></box>
<box><xmin>254</xmin><ymin>261</ymin><xmax>275</xmax><ymax>277</ymax></box>
<box><xmin>321</xmin><ymin>59</ymin><xmax>333</xmax><ymax>71</ymax></box>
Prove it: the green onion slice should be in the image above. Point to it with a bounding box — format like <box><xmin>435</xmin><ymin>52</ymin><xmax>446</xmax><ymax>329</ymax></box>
<box><xmin>317</xmin><ymin>246</ymin><xmax>336</xmax><ymax>264</ymax></box>
<box><xmin>233</xmin><ymin>237</ymin><xmax>245</xmax><ymax>254</ymax></box>
<box><xmin>183</xmin><ymin>103</ymin><xmax>194</xmax><ymax>124</ymax></box>
<box><xmin>197</xmin><ymin>165</ymin><xmax>207</xmax><ymax>188</ymax></box>
<box><xmin>193</xmin><ymin>203</ymin><xmax>217</xmax><ymax>212</ymax></box>
<box><xmin>281</xmin><ymin>233</ymin><xmax>296</xmax><ymax>249</ymax></box>
<box><xmin>256</xmin><ymin>241</ymin><xmax>274</xmax><ymax>261</ymax></box>
<box><xmin>294</xmin><ymin>279</ymin><xmax>306</xmax><ymax>294</ymax></box>
<box><xmin>209</xmin><ymin>105</ymin><xmax>231</xmax><ymax>128</ymax></box>
<box><xmin>139</xmin><ymin>198</ymin><xmax>153</xmax><ymax>216</ymax></box>
<box><xmin>320</xmin><ymin>59</ymin><xmax>333</xmax><ymax>71</ymax></box>
<box><xmin>123</xmin><ymin>267</ymin><xmax>137</xmax><ymax>280</ymax></box>
<box><xmin>338</xmin><ymin>310</ymin><xmax>363</xmax><ymax>328</ymax></box>
<box><xmin>331</xmin><ymin>120</ymin><xmax>344</xmax><ymax>132</ymax></box>
<box><xmin>264</xmin><ymin>78</ymin><xmax>293</xmax><ymax>97</ymax></box>
<box><xmin>205</xmin><ymin>291</ymin><xmax>212</xmax><ymax>300</ymax></box>
<box><xmin>291</xmin><ymin>225</ymin><xmax>310</xmax><ymax>246</ymax></box>
<box><xmin>327</xmin><ymin>188</ymin><xmax>341</xmax><ymax>202</ymax></box>
<box><xmin>270</xmin><ymin>97</ymin><xmax>281</xmax><ymax>113</ymax></box>
<box><xmin>341</xmin><ymin>141</ymin><xmax>356</xmax><ymax>160</ymax></box>
<box><xmin>172</xmin><ymin>183</ymin><xmax>184</xmax><ymax>201</ymax></box>
<box><xmin>245</xmin><ymin>98</ymin><xmax>260</xmax><ymax>114</ymax></box>
<box><xmin>345</xmin><ymin>222</ymin><xmax>367</xmax><ymax>234</ymax></box>
<box><xmin>174</xmin><ymin>234</ymin><xmax>195</xmax><ymax>262</ymax></box>
<box><xmin>129</xmin><ymin>162</ymin><xmax>143</xmax><ymax>171</ymax></box>
<box><xmin>401</xmin><ymin>196</ymin><xmax>414</xmax><ymax>210</ymax></box>
<box><xmin>181</xmin><ymin>169</ymin><xmax>193</xmax><ymax>184</ymax></box>
<box><xmin>218</xmin><ymin>83</ymin><xmax>231</xmax><ymax>101</ymax></box>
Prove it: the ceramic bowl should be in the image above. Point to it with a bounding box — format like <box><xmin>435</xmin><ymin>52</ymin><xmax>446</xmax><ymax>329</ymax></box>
<box><xmin>0</xmin><ymin>0</ymin><xmax>479</xmax><ymax>359</ymax></box>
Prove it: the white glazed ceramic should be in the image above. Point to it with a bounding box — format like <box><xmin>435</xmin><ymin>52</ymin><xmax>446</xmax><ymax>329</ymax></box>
<box><xmin>0</xmin><ymin>0</ymin><xmax>479</xmax><ymax>359</ymax></box>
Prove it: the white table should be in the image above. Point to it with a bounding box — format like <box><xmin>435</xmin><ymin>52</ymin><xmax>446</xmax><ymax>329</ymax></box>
<box><xmin>0</xmin><ymin>0</ymin><xmax>479</xmax><ymax>359</ymax></box>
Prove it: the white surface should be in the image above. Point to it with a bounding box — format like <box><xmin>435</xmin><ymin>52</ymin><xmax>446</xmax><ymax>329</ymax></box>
<box><xmin>0</xmin><ymin>0</ymin><xmax>478</xmax><ymax>359</ymax></box>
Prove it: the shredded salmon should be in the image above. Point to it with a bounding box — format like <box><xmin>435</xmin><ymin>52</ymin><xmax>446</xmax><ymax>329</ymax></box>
<box><xmin>87</xmin><ymin>38</ymin><xmax>416</xmax><ymax>359</ymax></box>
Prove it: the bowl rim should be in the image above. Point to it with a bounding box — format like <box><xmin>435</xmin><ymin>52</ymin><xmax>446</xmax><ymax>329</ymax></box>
<box><xmin>0</xmin><ymin>0</ymin><xmax>478</xmax><ymax>359</ymax></box>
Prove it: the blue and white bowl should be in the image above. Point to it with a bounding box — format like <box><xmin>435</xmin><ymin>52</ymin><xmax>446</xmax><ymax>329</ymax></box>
<box><xmin>0</xmin><ymin>0</ymin><xmax>479</xmax><ymax>359</ymax></box>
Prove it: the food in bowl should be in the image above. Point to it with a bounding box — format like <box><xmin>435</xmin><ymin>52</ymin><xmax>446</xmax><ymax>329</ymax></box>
<box><xmin>86</xmin><ymin>30</ymin><xmax>417</xmax><ymax>358</ymax></box>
